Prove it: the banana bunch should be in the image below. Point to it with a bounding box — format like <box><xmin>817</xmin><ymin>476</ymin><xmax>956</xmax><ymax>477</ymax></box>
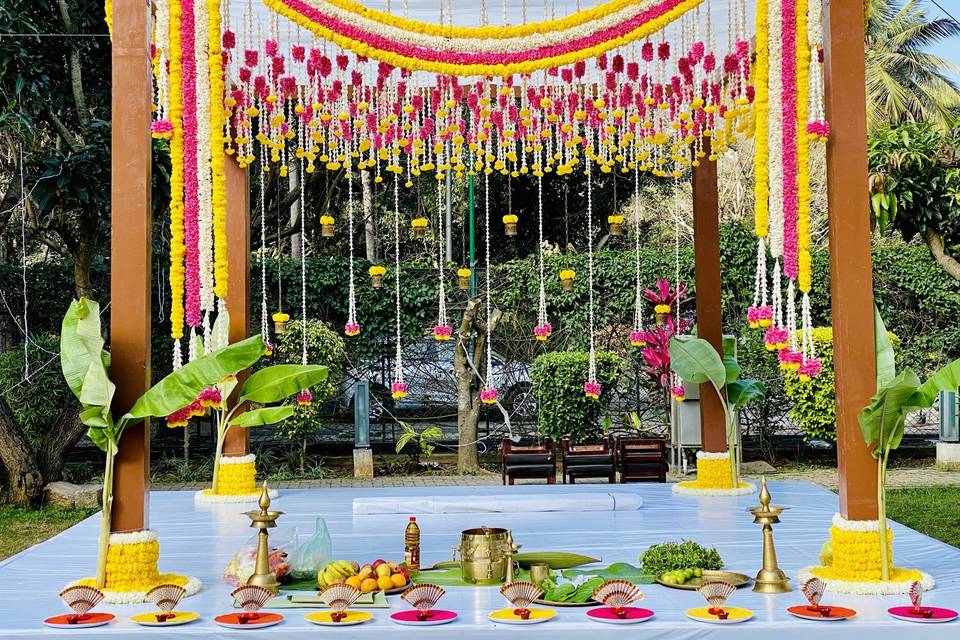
<box><xmin>317</xmin><ymin>560</ymin><xmax>359</xmax><ymax>588</ymax></box>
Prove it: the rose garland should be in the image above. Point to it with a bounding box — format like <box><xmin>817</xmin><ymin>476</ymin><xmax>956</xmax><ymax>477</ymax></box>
<box><xmin>168</xmin><ymin>0</ymin><xmax>186</xmax><ymax>368</ymax></box>
<box><xmin>181</xmin><ymin>0</ymin><xmax>202</xmax><ymax>346</ymax></box>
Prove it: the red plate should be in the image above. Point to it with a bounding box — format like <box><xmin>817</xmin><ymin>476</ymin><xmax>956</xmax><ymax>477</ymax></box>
<box><xmin>214</xmin><ymin>612</ymin><xmax>284</xmax><ymax>629</ymax></box>
<box><xmin>787</xmin><ymin>605</ymin><xmax>856</xmax><ymax>621</ymax></box>
<box><xmin>888</xmin><ymin>606</ymin><xmax>958</xmax><ymax>623</ymax></box>
<box><xmin>587</xmin><ymin>607</ymin><xmax>655</xmax><ymax>624</ymax></box>
<box><xmin>44</xmin><ymin>613</ymin><xmax>115</xmax><ymax>629</ymax></box>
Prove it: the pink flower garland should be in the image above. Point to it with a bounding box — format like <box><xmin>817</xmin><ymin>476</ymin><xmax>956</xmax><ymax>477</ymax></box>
<box><xmin>276</xmin><ymin>0</ymin><xmax>687</xmax><ymax>69</ymax></box>
<box><xmin>180</xmin><ymin>0</ymin><xmax>201</xmax><ymax>328</ymax></box>
<box><xmin>780</xmin><ymin>0</ymin><xmax>799</xmax><ymax>281</ymax></box>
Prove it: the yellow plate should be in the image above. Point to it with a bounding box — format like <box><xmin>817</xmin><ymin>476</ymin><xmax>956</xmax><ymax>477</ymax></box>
<box><xmin>686</xmin><ymin>606</ymin><xmax>753</xmax><ymax>624</ymax></box>
<box><xmin>305</xmin><ymin>611</ymin><xmax>373</xmax><ymax>627</ymax></box>
<box><xmin>131</xmin><ymin>611</ymin><xmax>199</xmax><ymax>626</ymax></box>
<box><xmin>489</xmin><ymin>608</ymin><xmax>556</xmax><ymax>624</ymax></box>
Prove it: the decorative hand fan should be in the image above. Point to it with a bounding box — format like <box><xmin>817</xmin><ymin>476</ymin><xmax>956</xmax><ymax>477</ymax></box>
<box><xmin>592</xmin><ymin>580</ymin><xmax>643</xmax><ymax>618</ymax></box>
<box><xmin>59</xmin><ymin>586</ymin><xmax>104</xmax><ymax>624</ymax></box>
<box><xmin>698</xmin><ymin>581</ymin><xmax>736</xmax><ymax>620</ymax></box>
<box><xmin>401</xmin><ymin>584</ymin><xmax>446</xmax><ymax>621</ymax></box>
<box><xmin>145</xmin><ymin>584</ymin><xmax>186</xmax><ymax>623</ymax></box>
<box><xmin>800</xmin><ymin>577</ymin><xmax>831</xmax><ymax>616</ymax></box>
<box><xmin>231</xmin><ymin>585</ymin><xmax>274</xmax><ymax>623</ymax></box>
<box><xmin>317</xmin><ymin>584</ymin><xmax>362</xmax><ymax>622</ymax></box>
<box><xmin>908</xmin><ymin>581</ymin><xmax>931</xmax><ymax>618</ymax></box>
<box><xmin>500</xmin><ymin>581</ymin><xmax>543</xmax><ymax>620</ymax></box>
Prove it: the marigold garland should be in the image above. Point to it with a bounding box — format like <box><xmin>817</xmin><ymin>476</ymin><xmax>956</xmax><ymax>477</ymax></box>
<box><xmin>795</xmin><ymin>0</ymin><xmax>812</xmax><ymax>294</ymax></box>
<box><xmin>168</xmin><ymin>0</ymin><xmax>186</xmax><ymax>347</ymax></box>
<box><xmin>752</xmin><ymin>0</ymin><xmax>770</xmax><ymax>239</ymax></box>
<box><xmin>208</xmin><ymin>0</ymin><xmax>229</xmax><ymax>301</ymax></box>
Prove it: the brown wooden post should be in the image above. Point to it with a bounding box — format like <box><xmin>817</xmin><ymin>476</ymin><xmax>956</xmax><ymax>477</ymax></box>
<box><xmin>691</xmin><ymin>139</ymin><xmax>727</xmax><ymax>452</ymax></box>
<box><xmin>109</xmin><ymin>0</ymin><xmax>152</xmax><ymax>532</ymax></box>
<box><xmin>223</xmin><ymin>155</ymin><xmax>251</xmax><ymax>457</ymax></box>
<box><xmin>823</xmin><ymin>0</ymin><xmax>878</xmax><ymax>521</ymax></box>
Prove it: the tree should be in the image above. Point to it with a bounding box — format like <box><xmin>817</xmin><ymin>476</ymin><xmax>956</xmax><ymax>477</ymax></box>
<box><xmin>868</xmin><ymin>120</ymin><xmax>960</xmax><ymax>280</ymax></box>
<box><xmin>454</xmin><ymin>297</ymin><xmax>501</xmax><ymax>473</ymax></box>
<box><xmin>866</xmin><ymin>0</ymin><xmax>960</xmax><ymax>131</ymax></box>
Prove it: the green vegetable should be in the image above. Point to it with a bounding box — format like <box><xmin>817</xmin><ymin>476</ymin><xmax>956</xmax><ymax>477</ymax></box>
<box><xmin>569</xmin><ymin>577</ymin><xmax>605</xmax><ymax>603</ymax></box>
<box><xmin>562</xmin><ymin>562</ymin><xmax>653</xmax><ymax>583</ymax></box>
<box><xmin>544</xmin><ymin>583</ymin><xmax>577</xmax><ymax>602</ymax></box>
<box><xmin>639</xmin><ymin>540</ymin><xmax>723</xmax><ymax>577</ymax></box>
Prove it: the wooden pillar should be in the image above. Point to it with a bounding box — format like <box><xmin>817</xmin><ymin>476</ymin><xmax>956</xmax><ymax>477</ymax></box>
<box><xmin>223</xmin><ymin>155</ymin><xmax>251</xmax><ymax>457</ymax></box>
<box><xmin>692</xmin><ymin>139</ymin><xmax>727</xmax><ymax>452</ymax></box>
<box><xmin>823</xmin><ymin>0</ymin><xmax>878</xmax><ymax>520</ymax></box>
<box><xmin>109</xmin><ymin>0</ymin><xmax>152</xmax><ymax>532</ymax></box>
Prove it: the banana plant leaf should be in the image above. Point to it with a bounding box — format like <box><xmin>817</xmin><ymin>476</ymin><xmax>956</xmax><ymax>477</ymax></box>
<box><xmin>914</xmin><ymin>359</ymin><xmax>960</xmax><ymax>409</ymax></box>
<box><xmin>727</xmin><ymin>379</ymin><xmax>766</xmax><ymax>409</ymax></box>
<box><xmin>874</xmin><ymin>306</ymin><xmax>896</xmax><ymax>390</ymax></box>
<box><xmin>858</xmin><ymin>369</ymin><xmax>921</xmax><ymax>458</ymax></box>
<box><xmin>230</xmin><ymin>405</ymin><xmax>296</xmax><ymax>428</ymax></box>
<box><xmin>669</xmin><ymin>337</ymin><xmax>726</xmax><ymax>392</ymax></box>
<box><xmin>512</xmin><ymin>552</ymin><xmax>599</xmax><ymax>569</ymax></box>
<box><xmin>723</xmin><ymin>353</ymin><xmax>742</xmax><ymax>385</ymax></box>
<box><xmin>60</xmin><ymin>298</ymin><xmax>107</xmax><ymax>401</ymax></box>
<box><xmin>562</xmin><ymin>562</ymin><xmax>655</xmax><ymax>583</ymax></box>
<box><xmin>121</xmin><ymin>335</ymin><xmax>266</xmax><ymax>422</ymax></box>
<box><xmin>238</xmin><ymin>364</ymin><xmax>329</xmax><ymax>404</ymax></box>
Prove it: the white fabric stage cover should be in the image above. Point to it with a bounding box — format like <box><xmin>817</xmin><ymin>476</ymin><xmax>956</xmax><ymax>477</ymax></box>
<box><xmin>2</xmin><ymin>481</ymin><xmax>959</xmax><ymax>638</ymax></box>
<box><xmin>352</xmin><ymin>491</ymin><xmax>642</xmax><ymax>514</ymax></box>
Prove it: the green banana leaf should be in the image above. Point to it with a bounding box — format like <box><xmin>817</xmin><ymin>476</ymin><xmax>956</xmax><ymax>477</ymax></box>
<box><xmin>121</xmin><ymin>335</ymin><xmax>266</xmax><ymax>422</ymax></box>
<box><xmin>723</xmin><ymin>353</ymin><xmax>742</xmax><ymax>385</ymax></box>
<box><xmin>858</xmin><ymin>369</ymin><xmax>921</xmax><ymax>458</ymax></box>
<box><xmin>669</xmin><ymin>337</ymin><xmax>726</xmax><ymax>392</ymax></box>
<box><xmin>513</xmin><ymin>552</ymin><xmax>599</xmax><ymax>569</ymax></box>
<box><xmin>562</xmin><ymin>562</ymin><xmax>655</xmax><ymax>583</ymax></box>
<box><xmin>874</xmin><ymin>306</ymin><xmax>897</xmax><ymax>390</ymax></box>
<box><xmin>727</xmin><ymin>379</ymin><xmax>766</xmax><ymax>409</ymax></box>
<box><xmin>60</xmin><ymin>298</ymin><xmax>107</xmax><ymax>401</ymax></box>
<box><xmin>238</xmin><ymin>364</ymin><xmax>329</xmax><ymax>404</ymax></box>
<box><xmin>914</xmin><ymin>359</ymin><xmax>960</xmax><ymax>409</ymax></box>
<box><xmin>230</xmin><ymin>405</ymin><xmax>296</xmax><ymax>427</ymax></box>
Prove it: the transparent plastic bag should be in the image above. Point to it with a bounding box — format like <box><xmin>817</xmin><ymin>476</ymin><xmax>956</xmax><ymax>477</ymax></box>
<box><xmin>223</xmin><ymin>527</ymin><xmax>298</xmax><ymax>587</ymax></box>
<box><xmin>290</xmin><ymin>517</ymin><xmax>333</xmax><ymax>580</ymax></box>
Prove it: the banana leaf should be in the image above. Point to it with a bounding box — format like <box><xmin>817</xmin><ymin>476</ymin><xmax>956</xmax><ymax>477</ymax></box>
<box><xmin>513</xmin><ymin>552</ymin><xmax>599</xmax><ymax>569</ymax></box>
<box><xmin>727</xmin><ymin>379</ymin><xmax>766</xmax><ymax>409</ymax></box>
<box><xmin>562</xmin><ymin>562</ymin><xmax>655</xmax><ymax>583</ymax></box>
<box><xmin>874</xmin><ymin>306</ymin><xmax>896</xmax><ymax>389</ymax></box>
<box><xmin>914</xmin><ymin>359</ymin><xmax>960</xmax><ymax>409</ymax></box>
<box><xmin>230</xmin><ymin>405</ymin><xmax>296</xmax><ymax>428</ymax></box>
<box><xmin>669</xmin><ymin>337</ymin><xmax>726</xmax><ymax>392</ymax></box>
<box><xmin>60</xmin><ymin>298</ymin><xmax>107</xmax><ymax>401</ymax></box>
<box><xmin>858</xmin><ymin>369</ymin><xmax>920</xmax><ymax>457</ymax></box>
<box><xmin>238</xmin><ymin>364</ymin><xmax>329</xmax><ymax>404</ymax></box>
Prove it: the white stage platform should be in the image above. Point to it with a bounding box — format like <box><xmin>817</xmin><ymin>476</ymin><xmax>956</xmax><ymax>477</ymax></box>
<box><xmin>4</xmin><ymin>481</ymin><xmax>959</xmax><ymax>637</ymax></box>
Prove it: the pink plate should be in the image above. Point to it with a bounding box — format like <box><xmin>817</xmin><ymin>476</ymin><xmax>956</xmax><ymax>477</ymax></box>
<box><xmin>390</xmin><ymin>609</ymin><xmax>458</xmax><ymax>626</ymax></box>
<box><xmin>586</xmin><ymin>607</ymin><xmax>655</xmax><ymax>624</ymax></box>
<box><xmin>888</xmin><ymin>606</ymin><xmax>958</xmax><ymax>623</ymax></box>
<box><xmin>44</xmin><ymin>613</ymin><xmax>114</xmax><ymax>629</ymax></box>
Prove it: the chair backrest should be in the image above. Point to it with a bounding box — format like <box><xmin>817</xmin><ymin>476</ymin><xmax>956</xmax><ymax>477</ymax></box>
<box><xmin>562</xmin><ymin>434</ymin><xmax>613</xmax><ymax>455</ymax></box>
<box><xmin>618</xmin><ymin>437</ymin><xmax>666</xmax><ymax>456</ymax></box>
<box><xmin>503</xmin><ymin>436</ymin><xmax>555</xmax><ymax>455</ymax></box>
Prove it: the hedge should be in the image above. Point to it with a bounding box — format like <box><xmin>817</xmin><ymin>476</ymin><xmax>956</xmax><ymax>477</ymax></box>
<box><xmin>531</xmin><ymin>351</ymin><xmax>622</xmax><ymax>443</ymax></box>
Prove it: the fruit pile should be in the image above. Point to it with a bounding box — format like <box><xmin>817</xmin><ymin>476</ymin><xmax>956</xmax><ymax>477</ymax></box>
<box><xmin>318</xmin><ymin>559</ymin><xmax>409</xmax><ymax>593</ymax></box>
<box><xmin>659</xmin><ymin>568</ymin><xmax>703</xmax><ymax>585</ymax></box>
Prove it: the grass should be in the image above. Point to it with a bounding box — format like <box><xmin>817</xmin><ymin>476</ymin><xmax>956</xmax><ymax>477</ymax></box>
<box><xmin>887</xmin><ymin>485</ymin><xmax>960</xmax><ymax>548</ymax></box>
<box><xmin>0</xmin><ymin>506</ymin><xmax>97</xmax><ymax>560</ymax></box>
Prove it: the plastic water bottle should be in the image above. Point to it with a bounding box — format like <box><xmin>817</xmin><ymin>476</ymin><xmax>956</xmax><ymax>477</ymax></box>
<box><xmin>403</xmin><ymin>517</ymin><xmax>420</xmax><ymax>575</ymax></box>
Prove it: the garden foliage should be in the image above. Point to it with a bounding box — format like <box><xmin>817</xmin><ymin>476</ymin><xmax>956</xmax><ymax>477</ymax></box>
<box><xmin>531</xmin><ymin>351</ymin><xmax>621</xmax><ymax>443</ymax></box>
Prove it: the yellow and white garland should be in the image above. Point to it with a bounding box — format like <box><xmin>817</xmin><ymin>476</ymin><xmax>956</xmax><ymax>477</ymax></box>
<box><xmin>672</xmin><ymin>451</ymin><xmax>756</xmax><ymax>496</ymax></box>
<box><xmin>195</xmin><ymin>454</ymin><xmax>280</xmax><ymax>503</ymax></box>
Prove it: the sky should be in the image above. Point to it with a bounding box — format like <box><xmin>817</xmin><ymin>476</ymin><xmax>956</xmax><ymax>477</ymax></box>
<box><xmin>927</xmin><ymin>1</ymin><xmax>960</xmax><ymax>84</ymax></box>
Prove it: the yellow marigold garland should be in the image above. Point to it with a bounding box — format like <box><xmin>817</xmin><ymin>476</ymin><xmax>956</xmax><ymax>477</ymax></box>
<box><xmin>752</xmin><ymin>0</ymin><xmax>770</xmax><ymax>239</ymax></box>
<box><xmin>168</xmin><ymin>0</ymin><xmax>186</xmax><ymax>342</ymax></box>
<box><xmin>104</xmin><ymin>0</ymin><xmax>112</xmax><ymax>38</ymax></box>
<box><xmin>208</xmin><ymin>0</ymin><xmax>229</xmax><ymax>301</ymax></box>
<box><xmin>795</xmin><ymin>0</ymin><xmax>812</xmax><ymax>293</ymax></box>
<box><xmin>263</xmin><ymin>0</ymin><xmax>704</xmax><ymax>77</ymax></box>
<box><xmin>208</xmin><ymin>459</ymin><xmax>257</xmax><ymax>495</ymax></box>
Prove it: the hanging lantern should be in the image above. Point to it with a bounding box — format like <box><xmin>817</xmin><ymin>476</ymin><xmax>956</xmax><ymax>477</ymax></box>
<box><xmin>502</xmin><ymin>214</ymin><xmax>518</xmax><ymax>236</ymax></box>
<box><xmin>368</xmin><ymin>265</ymin><xmax>386</xmax><ymax>288</ymax></box>
<box><xmin>411</xmin><ymin>216</ymin><xmax>429</xmax><ymax>239</ymax></box>
<box><xmin>272</xmin><ymin>311</ymin><xmax>290</xmax><ymax>334</ymax></box>
<box><xmin>608</xmin><ymin>215</ymin><xmax>624</xmax><ymax>236</ymax></box>
<box><xmin>457</xmin><ymin>267</ymin><xmax>471</xmax><ymax>290</ymax></box>
<box><xmin>654</xmin><ymin>304</ymin><xmax>671</xmax><ymax>326</ymax></box>
<box><xmin>559</xmin><ymin>269</ymin><xmax>576</xmax><ymax>292</ymax></box>
<box><xmin>344</xmin><ymin>322</ymin><xmax>361</xmax><ymax>337</ymax></box>
<box><xmin>320</xmin><ymin>215</ymin><xmax>335</xmax><ymax>237</ymax></box>
<box><xmin>433</xmin><ymin>324</ymin><xmax>452</xmax><ymax>341</ymax></box>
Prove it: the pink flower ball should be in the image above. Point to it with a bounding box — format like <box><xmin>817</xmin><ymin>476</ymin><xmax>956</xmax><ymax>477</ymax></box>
<box><xmin>480</xmin><ymin>388</ymin><xmax>498</xmax><ymax>404</ymax></box>
<box><xmin>583</xmin><ymin>381</ymin><xmax>601</xmax><ymax>399</ymax></box>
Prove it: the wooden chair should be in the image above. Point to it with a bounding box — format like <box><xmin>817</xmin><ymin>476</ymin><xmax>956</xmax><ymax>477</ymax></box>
<box><xmin>617</xmin><ymin>437</ymin><xmax>668</xmax><ymax>483</ymax></box>
<box><xmin>501</xmin><ymin>437</ymin><xmax>557</xmax><ymax>485</ymax></box>
<box><xmin>561</xmin><ymin>435</ymin><xmax>616</xmax><ymax>484</ymax></box>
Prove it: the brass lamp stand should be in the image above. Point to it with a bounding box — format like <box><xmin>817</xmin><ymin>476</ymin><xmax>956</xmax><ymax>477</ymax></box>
<box><xmin>749</xmin><ymin>477</ymin><xmax>792</xmax><ymax>594</ymax></box>
<box><xmin>245</xmin><ymin>482</ymin><xmax>283</xmax><ymax>594</ymax></box>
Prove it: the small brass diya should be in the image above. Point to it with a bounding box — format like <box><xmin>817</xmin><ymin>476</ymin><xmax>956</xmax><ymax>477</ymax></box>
<box><xmin>244</xmin><ymin>482</ymin><xmax>284</xmax><ymax>594</ymax></box>
<box><xmin>748</xmin><ymin>477</ymin><xmax>791</xmax><ymax>594</ymax></box>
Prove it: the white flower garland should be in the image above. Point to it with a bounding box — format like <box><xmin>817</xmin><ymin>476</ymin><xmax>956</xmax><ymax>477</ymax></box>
<box><xmin>219</xmin><ymin>453</ymin><xmax>257</xmax><ymax>465</ymax></box>
<box><xmin>69</xmin><ymin>576</ymin><xmax>203</xmax><ymax>605</ymax></box>
<box><xmin>796</xmin><ymin>566</ymin><xmax>935</xmax><ymax>596</ymax></box>
<box><xmin>194</xmin><ymin>487</ymin><xmax>280</xmax><ymax>504</ymax></box>
<box><xmin>672</xmin><ymin>482</ymin><xmax>757</xmax><ymax>496</ymax></box>
<box><xmin>194</xmin><ymin>0</ymin><xmax>215</xmax><ymax>344</ymax></box>
<box><xmin>108</xmin><ymin>529</ymin><xmax>158</xmax><ymax>545</ymax></box>
<box><xmin>695</xmin><ymin>450</ymin><xmax>730</xmax><ymax>461</ymax></box>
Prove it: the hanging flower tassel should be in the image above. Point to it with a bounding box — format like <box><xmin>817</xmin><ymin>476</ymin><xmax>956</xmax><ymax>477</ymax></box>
<box><xmin>584</xmin><ymin>381</ymin><xmax>602</xmax><ymax>400</ymax></box>
<box><xmin>433</xmin><ymin>180</ymin><xmax>450</xmax><ymax>342</ymax></box>
<box><xmin>534</xmin><ymin>322</ymin><xmax>553</xmax><ymax>341</ymax></box>
<box><xmin>345</xmin><ymin>165</ymin><xmax>360</xmax><ymax>337</ymax></box>
<box><xmin>630</xmin><ymin>165</ymin><xmax>645</xmax><ymax>348</ymax></box>
<box><xmin>671</xmin><ymin>384</ymin><xmax>686</xmax><ymax>402</ymax></box>
<box><xmin>296</xmin><ymin>389</ymin><xmax>313</xmax><ymax>406</ymax></box>
<box><xmin>584</xmin><ymin>154</ymin><xmax>600</xmax><ymax>403</ymax></box>
<box><xmin>748</xmin><ymin>240</ymin><xmax>772</xmax><ymax>329</ymax></box>
<box><xmin>391</xmin><ymin>173</ymin><xmax>406</xmax><ymax>401</ymax></box>
<box><xmin>391</xmin><ymin>382</ymin><xmax>408</xmax><ymax>400</ymax></box>
<box><xmin>433</xmin><ymin>324</ymin><xmax>452</xmax><ymax>341</ymax></box>
<box><xmin>534</xmin><ymin>162</ymin><xmax>551</xmax><ymax>341</ymax></box>
<box><xmin>480</xmin><ymin>387</ymin><xmax>499</xmax><ymax>404</ymax></box>
<box><xmin>198</xmin><ymin>386</ymin><xmax>222</xmax><ymax>409</ymax></box>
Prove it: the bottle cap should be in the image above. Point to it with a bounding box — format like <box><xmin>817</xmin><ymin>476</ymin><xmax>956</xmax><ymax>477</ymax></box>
<box><xmin>409</xmin><ymin>516</ymin><xmax>416</xmax><ymax>522</ymax></box>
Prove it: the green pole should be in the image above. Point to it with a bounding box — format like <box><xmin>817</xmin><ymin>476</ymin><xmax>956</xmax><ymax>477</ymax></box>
<box><xmin>468</xmin><ymin>172</ymin><xmax>476</xmax><ymax>297</ymax></box>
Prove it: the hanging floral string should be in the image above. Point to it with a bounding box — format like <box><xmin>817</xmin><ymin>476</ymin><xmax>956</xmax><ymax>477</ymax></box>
<box><xmin>258</xmin><ymin>166</ymin><xmax>273</xmax><ymax>355</ymax></box>
<box><xmin>805</xmin><ymin>0</ymin><xmax>828</xmax><ymax>141</ymax></box>
<box><xmin>434</xmin><ymin>178</ymin><xmax>451</xmax><ymax>340</ymax></box>
<box><xmin>480</xmin><ymin>156</ymin><xmax>498</xmax><ymax>405</ymax></box>
<box><xmin>345</xmin><ymin>169</ymin><xmax>360</xmax><ymax>336</ymax></box>
<box><xmin>584</xmin><ymin>155</ymin><xmax>600</xmax><ymax>401</ymax></box>
<box><xmin>168</xmin><ymin>0</ymin><xmax>186</xmax><ymax>370</ymax></box>
<box><xmin>391</xmin><ymin>172</ymin><xmax>408</xmax><ymax>400</ymax></box>
<box><xmin>748</xmin><ymin>0</ymin><xmax>772</xmax><ymax>331</ymax></box>
<box><xmin>534</xmin><ymin>147</ymin><xmax>551</xmax><ymax>341</ymax></box>
<box><xmin>295</xmin><ymin>144</ymin><xmax>313</xmax><ymax>406</ymax></box>
<box><xmin>629</xmin><ymin>164</ymin><xmax>645</xmax><ymax>347</ymax></box>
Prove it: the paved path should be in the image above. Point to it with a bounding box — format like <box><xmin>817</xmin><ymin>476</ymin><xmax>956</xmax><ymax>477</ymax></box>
<box><xmin>153</xmin><ymin>466</ymin><xmax>960</xmax><ymax>491</ymax></box>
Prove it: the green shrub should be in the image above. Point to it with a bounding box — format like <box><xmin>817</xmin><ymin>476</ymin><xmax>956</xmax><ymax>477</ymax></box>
<box><xmin>782</xmin><ymin>327</ymin><xmax>899</xmax><ymax>441</ymax></box>
<box><xmin>0</xmin><ymin>336</ymin><xmax>72</xmax><ymax>448</ymax></box>
<box><xmin>532</xmin><ymin>351</ymin><xmax>621</xmax><ymax>443</ymax></box>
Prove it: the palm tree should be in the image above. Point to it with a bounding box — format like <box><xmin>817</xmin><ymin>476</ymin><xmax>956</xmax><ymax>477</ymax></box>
<box><xmin>866</xmin><ymin>0</ymin><xmax>960</xmax><ymax>131</ymax></box>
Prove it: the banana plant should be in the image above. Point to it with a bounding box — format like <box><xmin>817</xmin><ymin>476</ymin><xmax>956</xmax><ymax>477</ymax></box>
<box><xmin>207</xmin><ymin>362</ymin><xmax>328</xmax><ymax>493</ymax></box>
<box><xmin>669</xmin><ymin>336</ymin><xmax>766</xmax><ymax>487</ymax></box>
<box><xmin>60</xmin><ymin>298</ymin><xmax>267</xmax><ymax>587</ymax></box>
<box><xmin>859</xmin><ymin>309</ymin><xmax>960</xmax><ymax>580</ymax></box>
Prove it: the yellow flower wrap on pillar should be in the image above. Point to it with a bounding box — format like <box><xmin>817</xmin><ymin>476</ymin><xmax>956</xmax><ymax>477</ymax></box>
<box><xmin>212</xmin><ymin>454</ymin><xmax>258</xmax><ymax>495</ymax></box>
<box><xmin>691</xmin><ymin>454</ymin><xmax>734</xmax><ymax>489</ymax></box>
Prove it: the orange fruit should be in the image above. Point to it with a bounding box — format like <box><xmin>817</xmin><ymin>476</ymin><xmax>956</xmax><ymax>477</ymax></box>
<box><xmin>345</xmin><ymin>576</ymin><xmax>362</xmax><ymax>590</ymax></box>
<box><xmin>360</xmin><ymin>578</ymin><xmax>378</xmax><ymax>593</ymax></box>
<box><xmin>377</xmin><ymin>576</ymin><xmax>394</xmax><ymax>591</ymax></box>
<box><xmin>390</xmin><ymin>573</ymin><xmax>407</xmax><ymax>588</ymax></box>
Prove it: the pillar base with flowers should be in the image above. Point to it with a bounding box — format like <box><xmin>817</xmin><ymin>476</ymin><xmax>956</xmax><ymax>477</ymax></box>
<box><xmin>798</xmin><ymin>514</ymin><xmax>933</xmax><ymax>595</ymax></box>
<box><xmin>672</xmin><ymin>451</ymin><xmax>756</xmax><ymax>496</ymax></box>
<box><xmin>195</xmin><ymin>453</ymin><xmax>279</xmax><ymax>503</ymax></box>
<box><xmin>68</xmin><ymin>531</ymin><xmax>201</xmax><ymax>604</ymax></box>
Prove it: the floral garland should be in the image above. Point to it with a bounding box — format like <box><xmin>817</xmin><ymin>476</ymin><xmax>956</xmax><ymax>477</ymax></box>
<box><xmin>194</xmin><ymin>0</ymin><xmax>215</xmax><ymax>345</ymax></box>
<box><xmin>104</xmin><ymin>0</ymin><xmax>112</xmax><ymax>38</ymax></box>
<box><xmin>181</xmin><ymin>0</ymin><xmax>202</xmax><ymax>339</ymax></box>
<box><xmin>168</xmin><ymin>0</ymin><xmax>186</xmax><ymax>367</ymax></box>
<box><xmin>583</xmin><ymin>155</ymin><xmax>600</xmax><ymax>400</ymax></box>
<box><xmin>390</xmin><ymin>173</ymin><xmax>407</xmax><ymax>400</ymax></box>
<box><xmin>748</xmin><ymin>0</ymin><xmax>772</xmax><ymax>330</ymax></box>
<box><xmin>208</xmin><ymin>0</ymin><xmax>229</xmax><ymax>303</ymax></box>
<box><xmin>151</xmin><ymin>0</ymin><xmax>172</xmax><ymax>138</ymax></box>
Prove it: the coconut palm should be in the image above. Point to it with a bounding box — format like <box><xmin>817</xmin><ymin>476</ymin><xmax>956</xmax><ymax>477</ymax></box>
<box><xmin>866</xmin><ymin>0</ymin><xmax>960</xmax><ymax>131</ymax></box>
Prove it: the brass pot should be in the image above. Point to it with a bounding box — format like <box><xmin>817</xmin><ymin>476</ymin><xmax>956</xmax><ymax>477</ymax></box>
<box><xmin>504</xmin><ymin>222</ymin><xmax>517</xmax><ymax>236</ymax></box>
<box><xmin>609</xmin><ymin>222</ymin><xmax>622</xmax><ymax>236</ymax></box>
<box><xmin>274</xmin><ymin>320</ymin><xmax>287</xmax><ymax>334</ymax></box>
<box><xmin>458</xmin><ymin>276</ymin><xmax>470</xmax><ymax>290</ymax></box>
<box><xmin>321</xmin><ymin>223</ymin><xmax>335</xmax><ymax>238</ymax></box>
<box><xmin>413</xmin><ymin>227</ymin><xmax>427</xmax><ymax>239</ymax></box>
<box><xmin>453</xmin><ymin>527</ymin><xmax>517</xmax><ymax>585</ymax></box>
<box><xmin>371</xmin><ymin>274</ymin><xmax>384</xmax><ymax>289</ymax></box>
<box><xmin>561</xmin><ymin>278</ymin><xmax>574</xmax><ymax>292</ymax></box>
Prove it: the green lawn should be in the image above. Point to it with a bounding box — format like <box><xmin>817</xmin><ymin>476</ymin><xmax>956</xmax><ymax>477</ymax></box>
<box><xmin>887</xmin><ymin>485</ymin><xmax>960</xmax><ymax>548</ymax></box>
<box><xmin>0</xmin><ymin>506</ymin><xmax>96</xmax><ymax>560</ymax></box>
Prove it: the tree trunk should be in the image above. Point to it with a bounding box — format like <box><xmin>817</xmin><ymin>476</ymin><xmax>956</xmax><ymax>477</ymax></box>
<box><xmin>924</xmin><ymin>226</ymin><xmax>960</xmax><ymax>281</ymax></box>
<box><xmin>361</xmin><ymin>169</ymin><xmax>376</xmax><ymax>260</ymax></box>
<box><xmin>454</xmin><ymin>298</ymin><xmax>501</xmax><ymax>474</ymax></box>
<box><xmin>289</xmin><ymin>161</ymin><xmax>301</xmax><ymax>260</ymax></box>
<box><xmin>0</xmin><ymin>402</ymin><xmax>43</xmax><ymax>506</ymax></box>
<box><xmin>37</xmin><ymin>402</ymin><xmax>85</xmax><ymax>483</ymax></box>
